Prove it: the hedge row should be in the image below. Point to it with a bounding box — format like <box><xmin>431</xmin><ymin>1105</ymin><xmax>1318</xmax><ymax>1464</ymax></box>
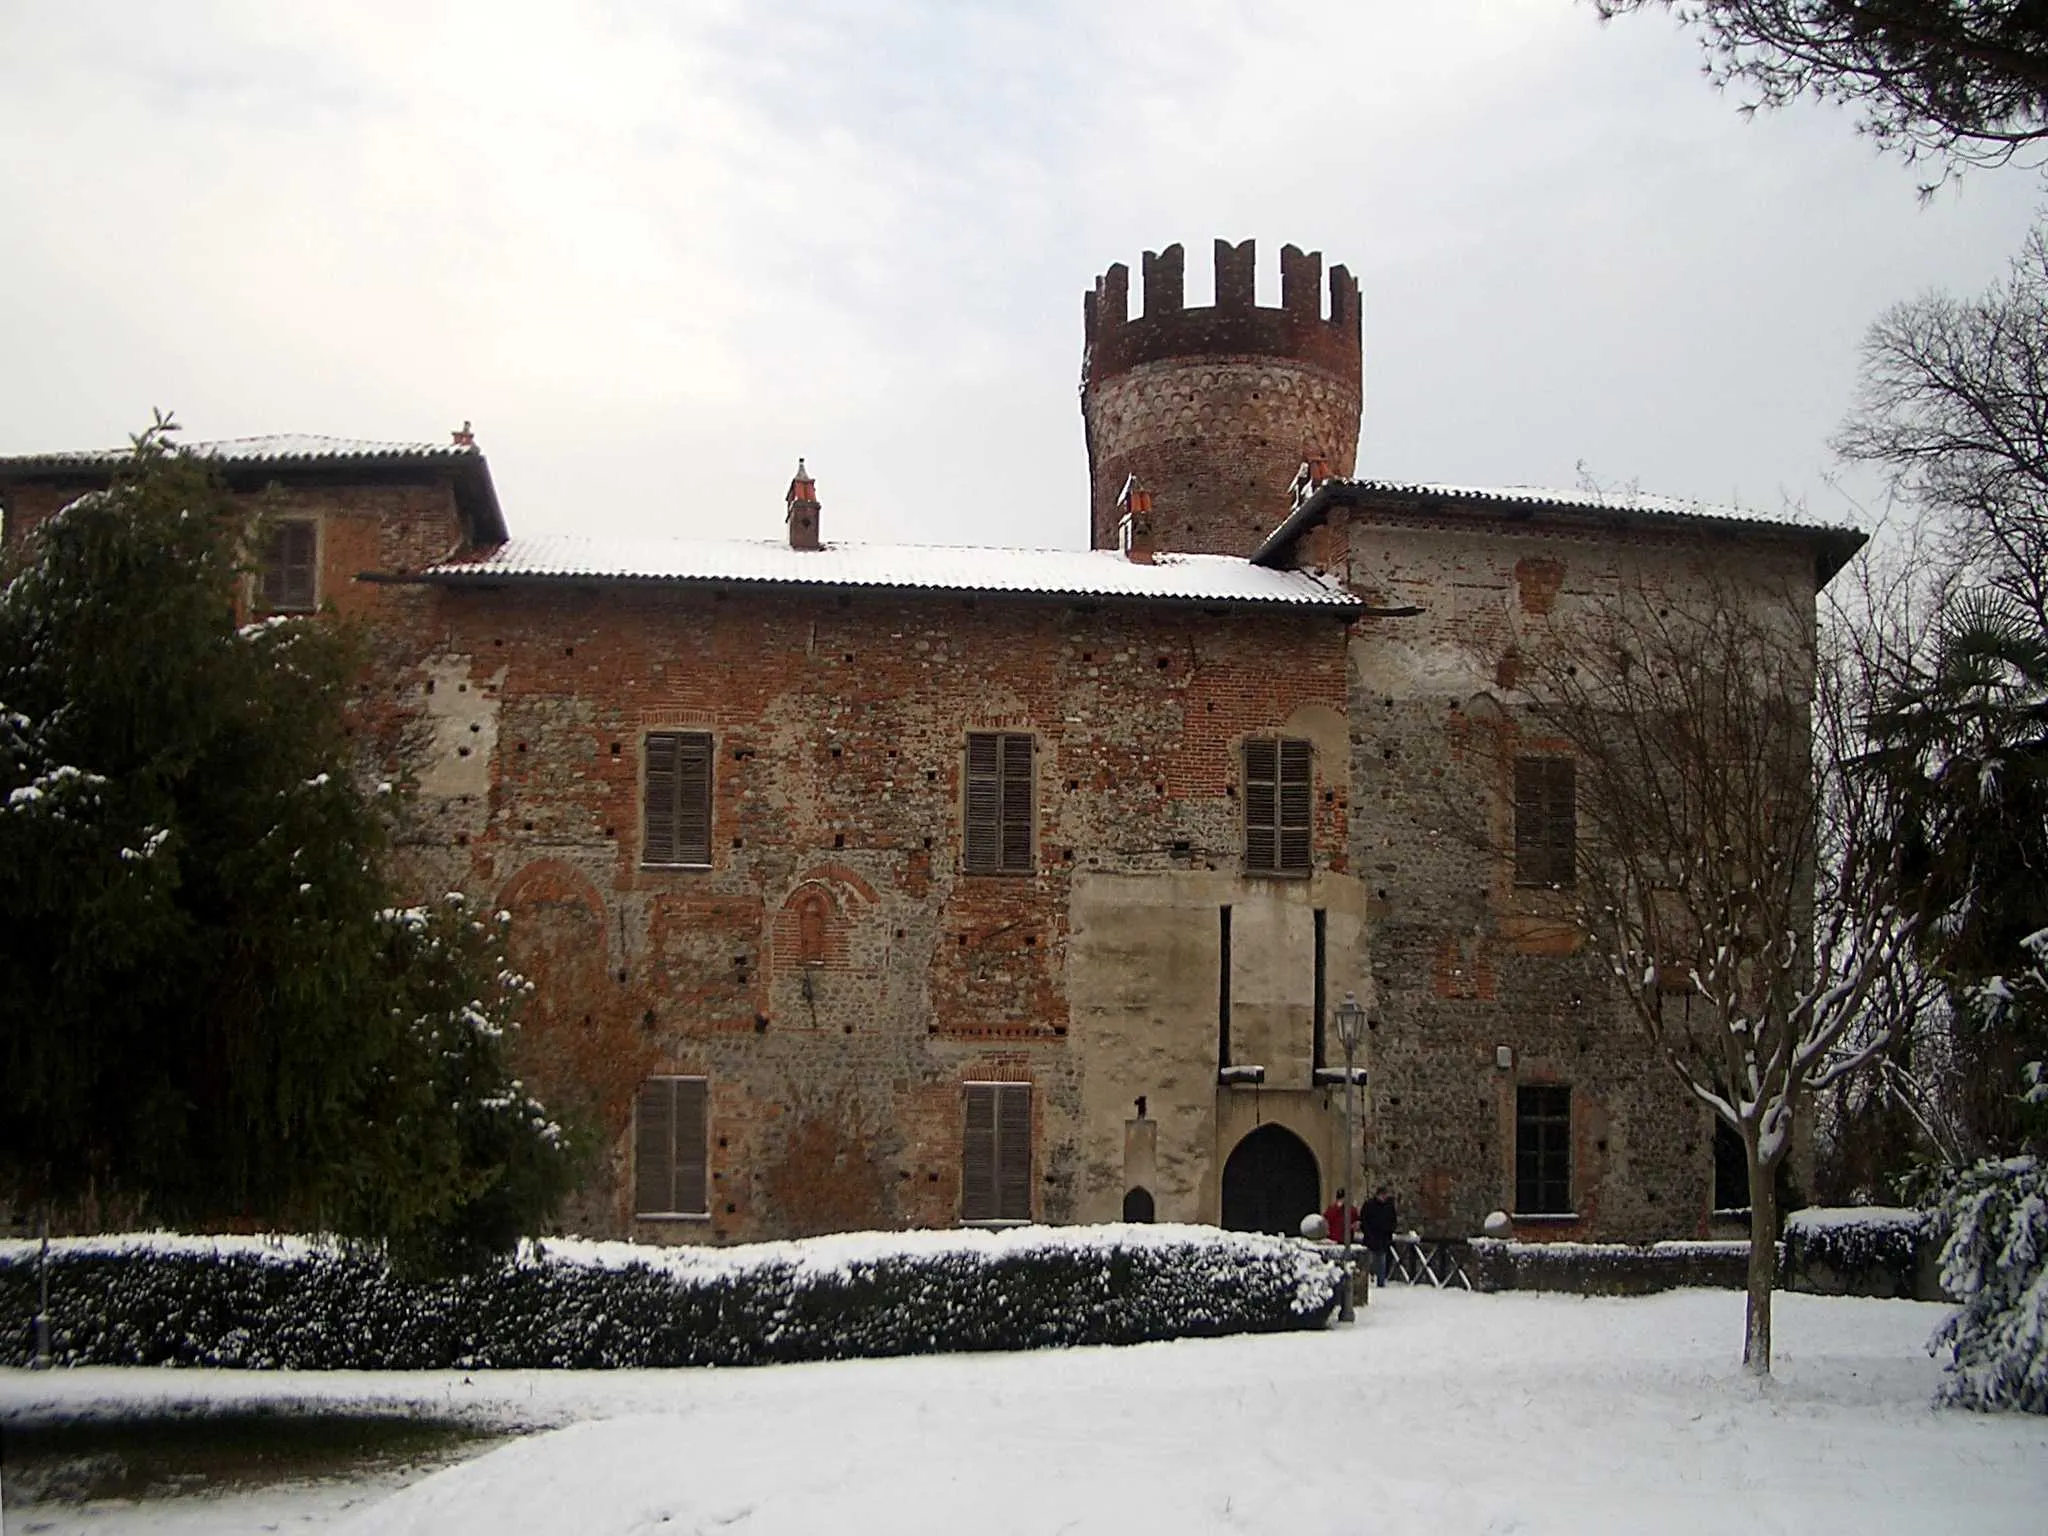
<box><xmin>0</xmin><ymin>1225</ymin><xmax>1340</xmax><ymax>1370</ymax></box>
<box><xmin>1465</xmin><ymin>1238</ymin><xmax>1753</xmax><ymax>1295</ymax></box>
<box><xmin>1782</xmin><ymin>1207</ymin><xmax>1945</xmax><ymax>1300</ymax></box>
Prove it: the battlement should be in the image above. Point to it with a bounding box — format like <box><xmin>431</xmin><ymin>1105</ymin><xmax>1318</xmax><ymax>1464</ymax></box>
<box><xmin>1082</xmin><ymin>239</ymin><xmax>1361</xmax><ymax>388</ymax></box>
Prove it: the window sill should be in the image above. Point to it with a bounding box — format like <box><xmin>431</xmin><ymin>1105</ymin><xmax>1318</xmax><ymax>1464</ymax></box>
<box><xmin>959</xmin><ymin>1218</ymin><xmax>1032</xmax><ymax>1229</ymax></box>
<box><xmin>635</xmin><ymin>1211</ymin><xmax>711</xmax><ymax>1222</ymax></box>
<box><xmin>1509</xmin><ymin>1211</ymin><xmax>1580</xmax><ymax>1223</ymax></box>
<box><xmin>1243</xmin><ymin>867</ymin><xmax>1313</xmax><ymax>880</ymax></box>
<box><xmin>640</xmin><ymin>861</ymin><xmax>713</xmax><ymax>872</ymax></box>
<box><xmin>960</xmin><ymin>868</ymin><xmax>1035</xmax><ymax>878</ymax></box>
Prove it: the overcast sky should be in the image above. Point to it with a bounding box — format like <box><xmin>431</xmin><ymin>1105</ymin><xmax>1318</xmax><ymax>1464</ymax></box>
<box><xmin>1</xmin><ymin>1</ymin><xmax>2037</xmax><ymax>552</ymax></box>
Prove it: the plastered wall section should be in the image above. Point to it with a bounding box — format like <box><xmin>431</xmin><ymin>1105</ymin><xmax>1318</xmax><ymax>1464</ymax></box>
<box><xmin>1335</xmin><ymin>511</ymin><xmax>1822</xmax><ymax>1241</ymax></box>
<box><xmin>1068</xmin><ymin>865</ymin><xmax>1368</xmax><ymax>1225</ymax></box>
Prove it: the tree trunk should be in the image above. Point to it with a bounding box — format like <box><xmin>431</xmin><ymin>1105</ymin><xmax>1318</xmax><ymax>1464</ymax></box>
<box><xmin>1743</xmin><ymin>1148</ymin><xmax>1779</xmax><ymax>1377</ymax></box>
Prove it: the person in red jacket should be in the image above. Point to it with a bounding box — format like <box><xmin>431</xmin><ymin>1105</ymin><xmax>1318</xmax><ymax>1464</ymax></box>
<box><xmin>1322</xmin><ymin>1188</ymin><xmax>1358</xmax><ymax>1245</ymax></box>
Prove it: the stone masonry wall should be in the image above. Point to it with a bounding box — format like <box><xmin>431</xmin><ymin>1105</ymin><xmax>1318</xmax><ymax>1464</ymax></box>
<box><xmin>1334</xmin><ymin>509</ymin><xmax>1822</xmax><ymax>1242</ymax></box>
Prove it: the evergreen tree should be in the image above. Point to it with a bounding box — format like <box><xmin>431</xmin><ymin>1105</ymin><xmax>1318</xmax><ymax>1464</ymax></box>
<box><xmin>0</xmin><ymin>420</ymin><xmax>574</xmax><ymax>1264</ymax></box>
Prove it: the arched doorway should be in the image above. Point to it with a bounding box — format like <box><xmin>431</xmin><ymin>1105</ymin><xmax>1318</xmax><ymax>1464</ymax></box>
<box><xmin>1220</xmin><ymin>1125</ymin><xmax>1320</xmax><ymax>1235</ymax></box>
<box><xmin>1122</xmin><ymin>1186</ymin><xmax>1156</xmax><ymax>1223</ymax></box>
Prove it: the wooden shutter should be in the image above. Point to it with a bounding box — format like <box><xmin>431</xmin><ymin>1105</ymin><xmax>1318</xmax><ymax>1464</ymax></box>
<box><xmin>643</xmin><ymin>733</ymin><xmax>679</xmax><ymax>865</ymax></box>
<box><xmin>674</xmin><ymin>735</ymin><xmax>712</xmax><ymax>864</ymax></box>
<box><xmin>261</xmin><ymin>520</ymin><xmax>318</xmax><ymax>611</ymax></box>
<box><xmin>1278</xmin><ymin>738</ymin><xmax>1312</xmax><ymax>874</ymax></box>
<box><xmin>634</xmin><ymin>1076</ymin><xmax>708</xmax><ymax>1216</ymax></box>
<box><xmin>1000</xmin><ymin>733</ymin><xmax>1034</xmax><ymax>873</ymax></box>
<box><xmin>995</xmin><ymin>1083</ymin><xmax>1032</xmax><ymax>1220</ymax></box>
<box><xmin>963</xmin><ymin>1083</ymin><xmax>1031</xmax><ymax>1223</ymax></box>
<box><xmin>673</xmin><ymin>1077</ymin><xmax>708</xmax><ymax>1215</ymax></box>
<box><xmin>1514</xmin><ymin>757</ymin><xmax>1575</xmax><ymax>887</ymax></box>
<box><xmin>964</xmin><ymin>733</ymin><xmax>1002</xmax><ymax>873</ymax></box>
<box><xmin>1544</xmin><ymin>758</ymin><xmax>1576</xmax><ymax>887</ymax></box>
<box><xmin>962</xmin><ymin>1084</ymin><xmax>997</xmax><ymax>1220</ymax></box>
<box><xmin>634</xmin><ymin>1077</ymin><xmax>675</xmax><ymax>1215</ymax></box>
<box><xmin>1244</xmin><ymin>738</ymin><xmax>1278</xmax><ymax>872</ymax></box>
<box><xmin>965</xmin><ymin>733</ymin><xmax>1032</xmax><ymax>874</ymax></box>
<box><xmin>643</xmin><ymin>732</ymin><xmax>713</xmax><ymax>866</ymax></box>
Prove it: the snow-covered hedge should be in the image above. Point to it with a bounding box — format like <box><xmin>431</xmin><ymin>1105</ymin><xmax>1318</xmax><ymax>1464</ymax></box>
<box><xmin>1466</xmin><ymin>1239</ymin><xmax>1751</xmax><ymax>1295</ymax></box>
<box><xmin>1932</xmin><ymin>1157</ymin><xmax>2048</xmax><ymax>1414</ymax></box>
<box><xmin>1782</xmin><ymin>1207</ymin><xmax>1943</xmax><ymax>1300</ymax></box>
<box><xmin>1785</xmin><ymin>1212</ymin><xmax>1941</xmax><ymax>1302</ymax></box>
<box><xmin>0</xmin><ymin>1224</ymin><xmax>1340</xmax><ymax>1370</ymax></box>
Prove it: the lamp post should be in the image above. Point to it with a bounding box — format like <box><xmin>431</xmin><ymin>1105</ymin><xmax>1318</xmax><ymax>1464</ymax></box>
<box><xmin>1333</xmin><ymin>991</ymin><xmax>1367</xmax><ymax>1322</ymax></box>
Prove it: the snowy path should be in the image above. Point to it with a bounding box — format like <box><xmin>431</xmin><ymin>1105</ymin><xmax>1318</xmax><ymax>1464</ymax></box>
<box><xmin>4</xmin><ymin>1287</ymin><xmax>2045</xmax><ymax>1533</ymax></box>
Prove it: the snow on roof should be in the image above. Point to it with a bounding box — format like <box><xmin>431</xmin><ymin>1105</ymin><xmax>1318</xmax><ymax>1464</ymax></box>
<box><xmin>419</xmin><ymin>534</ymin><xmax>1362</xmax><ymax>610</ymax></box>
<box><xmin>1342</xmin><ymin>478</ymin><xmax>1792</xmax><ymax>521</ymax></box>
<box><xmin>1257</xmin><ymin>475</ymin><xmax>1867</xmax><ymax>583</ymax></box>
<box><xmin>0</xmin><ymin>434</ymin><xmax>479</xmax><ymax>470</ymax></box>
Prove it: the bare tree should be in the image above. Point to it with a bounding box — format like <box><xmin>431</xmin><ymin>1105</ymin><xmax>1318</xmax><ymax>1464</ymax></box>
<box><xmin>1838</xmin><ymin>225</ymin><xmax>2048</xmax><ymax>630</ymax></box>
<box><xmin>1593</xmin><ymin>2</ymin><xmax>2048</xmax><ymax>176</ymax></box>
<box><xmin>1510</xmin><ymin>575</ymin><xmax>1917</xmax><ymax>1374</ymax></box>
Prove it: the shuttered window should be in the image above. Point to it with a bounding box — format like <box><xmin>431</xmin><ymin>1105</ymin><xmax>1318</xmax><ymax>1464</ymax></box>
<box><xmin>1513</xmin><ymin>756</ymin><xmax>1576</xmax><ymax>888</ymax></box>
<box><xmin>643</xmin><ymin>731</ymin><xmax>713</xmax><ymax>866</ymax></box>
<box><xmin>1515</xmin><ymin>1083</ymin><xmax>1573</xmax><ymax>1216</ymax></box>
<box><xmin>961</xmin><ymin>1082</ymin><xmax>1032</xmax><ymax>1222</ymax></box>
<box><xmin>963</xmin><ymin>732</ymin><xmax>1034</xmax><ymax>875</ymax></box>
<box><xmin>634</xmin><ymin>1075</ymin><xmax>708</xmax><ymax>1217</ymax></box>
<box><xmin>258</xmin><ymin>519</ymin><xmax>318</xmax><ymax>612</ymax></box>
<box><xmin>1244</xmin><ymin>737</ymin><xmax>1312</xmax><ymax>875</ymax></box>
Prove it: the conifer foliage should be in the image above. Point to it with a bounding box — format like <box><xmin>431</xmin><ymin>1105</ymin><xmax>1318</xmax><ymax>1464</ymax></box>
<box><xmin>0</xmin><ymin>421</ymin><xmax>573</xmax><ymax>1267</ymax></box>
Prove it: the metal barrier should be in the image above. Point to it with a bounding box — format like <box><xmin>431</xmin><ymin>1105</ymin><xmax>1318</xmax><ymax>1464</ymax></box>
<box><xmin>1386</xmin><ymin>1237</ymin><xmax>1476</xmax><ymax>1291</ymax></box>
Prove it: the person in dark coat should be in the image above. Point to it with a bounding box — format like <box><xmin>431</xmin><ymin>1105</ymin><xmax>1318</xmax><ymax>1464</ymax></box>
<box><xmin>1361</xmin><ymin>1185</ymin><xmax>1398</xmax><ymax>1284</ymax></box>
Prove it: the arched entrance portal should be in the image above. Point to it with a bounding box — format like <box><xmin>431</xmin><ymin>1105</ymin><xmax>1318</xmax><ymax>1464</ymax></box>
<box><xmin>1220</xmin><ymin>1124</ymin><xmax>1321</xmax><ymax>1235</ymax></box>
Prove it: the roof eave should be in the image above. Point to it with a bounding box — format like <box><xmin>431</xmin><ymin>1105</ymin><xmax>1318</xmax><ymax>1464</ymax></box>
<box><xmin>1258</xmin><ymin>481</ymin><xmax>1868</xmax><ymax>589</ymax></box>
<box><xmin>0</xmin><ymin>446</ymin><xmax>510</xmax><ymax>548</ymax></box>
<box><xmin>373</xmin><ymin>566</ymin><xmax>1366</xmax><ymax>618</ymax></box>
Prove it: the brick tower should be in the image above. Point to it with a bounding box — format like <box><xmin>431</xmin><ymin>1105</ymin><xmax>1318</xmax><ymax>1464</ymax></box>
<box><xmin>1080</xmin><ymin>239</ymin><xmax>1362</xmax><ymax>556</ymax></box>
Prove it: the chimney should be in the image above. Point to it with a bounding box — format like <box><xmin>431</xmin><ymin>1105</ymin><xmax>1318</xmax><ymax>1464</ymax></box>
<box><xmin>1117</xmin><ymin>475</ymin><xmax>1155</xmax><ymax>564</ymax></box>
<box><xmin>786</xmin><ymin>459</ymin><xmax>820</xmax><ymax>550</ymax></box>
<box><xmin>451</xmin><ymin>420</ymin><xmax>475</xmax><ymax>448</ymax></box>
<box><xmin>1289</xmin><ymin>452</ymin><xmax>1331</xmax><ymax>509</ymax></box>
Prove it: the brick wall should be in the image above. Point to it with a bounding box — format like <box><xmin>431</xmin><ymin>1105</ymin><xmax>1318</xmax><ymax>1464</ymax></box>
<box><xmin>388</xmin><ymin>580</ymin><xmax>1356</xmax><ymax>1241</ymax></box>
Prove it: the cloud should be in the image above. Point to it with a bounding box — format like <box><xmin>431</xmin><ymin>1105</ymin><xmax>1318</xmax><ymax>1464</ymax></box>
<box><xmin>0</xmin><ymin>1</ymin><xmax>2036</xmax><ymax>550</ymax></box>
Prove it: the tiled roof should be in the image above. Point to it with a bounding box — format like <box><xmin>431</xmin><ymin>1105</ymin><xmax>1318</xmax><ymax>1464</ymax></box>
<box><xmin>1337</xmin><ymin>479</ymin><xmax>1776</xmax><ymax>522</ymax></box>
<box><xmin>1257</xmin><ymin>476</ymin><xmax>1867</xmax><ymax>583</ymax></box>
<box><xmin>0</xmin><ymin>434</ymin><xmax>480</xmax><ymax>470</ymax></box>
<box><xmin>418</xmin><ymin>534</ymin><xmax>1362</xmax><ymax>611</ymax></box>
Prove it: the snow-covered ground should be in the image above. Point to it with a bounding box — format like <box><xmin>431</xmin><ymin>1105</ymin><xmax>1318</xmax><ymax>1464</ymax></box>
<box><xmin>4</xmin><ymin>1286</ymin><xmax>2045</xmax><ymax>1534</ymax></box>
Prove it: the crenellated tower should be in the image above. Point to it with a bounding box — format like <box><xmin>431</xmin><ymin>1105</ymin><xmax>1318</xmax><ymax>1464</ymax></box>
<box><xmin>1081</xmin><ymin>239</ymin><xmax>1361</xmax><ymax>556</ymax></box>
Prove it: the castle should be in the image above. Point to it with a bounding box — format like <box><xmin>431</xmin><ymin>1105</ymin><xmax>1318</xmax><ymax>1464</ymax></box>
<box><xmin>0</xmin><ymin>239</ymin><xmax>1861</xmax><ymax>1243</ymax></box>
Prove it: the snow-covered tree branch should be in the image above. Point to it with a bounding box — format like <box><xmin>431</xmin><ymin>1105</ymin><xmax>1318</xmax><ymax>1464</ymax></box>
<box><xmin>1509</xmin><ymin>574</ymin><xmax>1918</xmax><ymax>1374</ymax></box>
